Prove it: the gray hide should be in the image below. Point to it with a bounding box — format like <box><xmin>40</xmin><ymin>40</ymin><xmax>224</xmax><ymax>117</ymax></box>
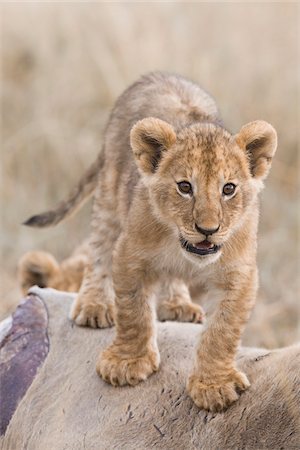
<box><xmin>0</xmin><ymin>287</ymin><xmax>299</xmax><ymax>450</ymax></box>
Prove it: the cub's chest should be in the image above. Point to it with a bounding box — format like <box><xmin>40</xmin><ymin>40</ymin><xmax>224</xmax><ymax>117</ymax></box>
<box><xmin>151</xmin><ymin>239</ymin><xmax>219</xmax><ymax>283</ymax></box>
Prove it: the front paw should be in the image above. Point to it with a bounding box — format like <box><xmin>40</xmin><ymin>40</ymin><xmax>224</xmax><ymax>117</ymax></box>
<box><xmin>157</xmin><ymin>301</ymin><xmax>204</xmax><ymax>323</ymax></box>
<box><xmin>187</xmin><ymin>369</ymin><xmax>250</xmax><ymax>412</ymax></box>
<box><xmin>69</xmin><ymin>295</ymin><xmax>115</xmax><ymax>328</ymax></box>
<box><xmin>97</xmin><ymin>345</ymin><xmax>160</xmax><ymax>386</ymax></box>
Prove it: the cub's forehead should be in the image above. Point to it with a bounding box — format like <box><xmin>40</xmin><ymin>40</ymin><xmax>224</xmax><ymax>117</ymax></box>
<box><xmin>171</xmin><ymin>123</ymin><xmax>248</xmax><ymax>179</ymax></box>
<box><xmin>164</xmin><ymin>124</ymin><xmax>249</xmax><ymax>179</ymax></box>
<box><xmin>177</xmin><ymin>123</ymin><xmax>232</xmax><ymax>152</ymax></box>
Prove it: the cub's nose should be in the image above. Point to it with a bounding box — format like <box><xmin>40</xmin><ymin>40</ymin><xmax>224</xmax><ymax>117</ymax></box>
<box><xmin>195</xmin><ymin>224</ymin><xmax>220</xmax><ymax>236</ymax></box>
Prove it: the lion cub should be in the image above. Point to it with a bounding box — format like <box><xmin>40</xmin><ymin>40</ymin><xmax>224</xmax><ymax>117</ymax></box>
<box><xmin>24</xmin><ymin>72</ymin><xmax>277</xmax><ymax>411</ymax></box>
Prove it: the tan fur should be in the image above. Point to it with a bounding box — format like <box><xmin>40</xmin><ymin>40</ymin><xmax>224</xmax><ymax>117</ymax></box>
<box><xmin>23</xmin><ymin>72</ymin><xmax>277</xmax><ymax>411</ymax></box>
<box><xmin>18</xmin><ymin>248</ymin><xmax>203</xmax><ymax>326</ymax></box>
<box><xmin>18</xmin><ymin>246</ymin><xmax>88</xmax><ymax>294</ymax></box>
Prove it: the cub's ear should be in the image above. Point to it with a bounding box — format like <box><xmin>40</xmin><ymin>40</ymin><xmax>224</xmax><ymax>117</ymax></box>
<box><xmin>130</xmin><ymin>118</ymin><xmax>176</xmax><ymax>174</ymax></box>
<box><xmin>235</xmin><ymin>120</ymin><xmax>277</xmax><ymax>180</ymax></box>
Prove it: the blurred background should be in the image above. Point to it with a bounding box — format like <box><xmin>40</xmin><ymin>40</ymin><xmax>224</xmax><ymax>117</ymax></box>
<box><xmin>1</xmin><ymin>3</ymin><xmax>299</xmax><ymax>348</ymax></box>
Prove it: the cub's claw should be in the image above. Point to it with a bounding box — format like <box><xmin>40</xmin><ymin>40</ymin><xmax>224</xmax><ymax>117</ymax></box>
<box><xmin>70</xmin><ymin>297</ymin><xmax>115</xmax><ymax>328</ymax></box>
<box><xmin>187</xmin><ymin>369</ymin><xmax>250</xmax><ymax>412</ymax></box>
<box><xmin>97</xmin><ymin>346</ymin><xmax>160</xmax><ymax>386</ymax></box>
<box><xmin>157</xmin><ymin>301</ymin><xmax>204</xmax><ymax>323</ymax></box>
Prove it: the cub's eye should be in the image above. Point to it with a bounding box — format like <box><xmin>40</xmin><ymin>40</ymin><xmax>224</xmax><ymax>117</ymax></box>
<box><xmin>177</xmin><ymin>181</ymin><xmax>193</xmax><ymax>195</ymax></box>
<box><xmin>223</xmin><ymin>183</ymin><xmax>236</xmax><ymax>196</ymax></box>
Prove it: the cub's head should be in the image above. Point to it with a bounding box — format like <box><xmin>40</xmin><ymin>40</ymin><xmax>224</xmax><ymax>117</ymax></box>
<box><xmin>130</xmin><ymin>118</ymin><xmax>277</xmax><ymax>264</ymax></box>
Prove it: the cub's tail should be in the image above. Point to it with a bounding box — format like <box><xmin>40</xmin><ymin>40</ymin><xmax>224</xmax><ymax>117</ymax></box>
<box><xmin>18</xmin><ymin>251</ymin><xmax>61</xmax><ymax>294</ymax></box>
<box><xmin>23</xmin><ymin>152</ymin><xmax>104</xmax><ymax>228</ymax></box>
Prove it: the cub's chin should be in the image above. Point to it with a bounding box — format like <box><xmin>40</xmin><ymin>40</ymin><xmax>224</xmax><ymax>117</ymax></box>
<box><xmin>179</xmin><ymin>236</ymin><xmax>222</xmax><ymax>266</ymax></box>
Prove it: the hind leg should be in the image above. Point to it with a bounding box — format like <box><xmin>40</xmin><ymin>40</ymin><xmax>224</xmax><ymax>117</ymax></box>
<box><xmin>58</xmin><ymin>253</ymin><xmax>88</xmax><ymax>292</ymax></box>
<box><xmin>157</xmin><ymin>279</ymin><xmax>204</xmax><ymax>323</ymax></box>
<box><xmin>70</xmin><ymin>203</ymin><xmax>120</xmax><ymax>328</ymax></box>
<box><xmin>70</xmin><ymin>262</ymin><xmax>115</xmax><ymax>328</ymax></box>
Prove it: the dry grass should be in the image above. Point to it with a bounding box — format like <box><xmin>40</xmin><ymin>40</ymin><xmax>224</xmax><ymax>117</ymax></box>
<box><xmin>1</xmin><ymin>3</ymin><xmax>299</xmax><ymax>348</ymax></box>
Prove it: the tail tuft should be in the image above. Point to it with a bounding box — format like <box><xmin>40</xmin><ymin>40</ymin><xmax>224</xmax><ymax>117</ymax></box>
<box><xmin>23</xmin><ymin>211</ymin><xmax>59</xmax><ymax>228</ymax></box>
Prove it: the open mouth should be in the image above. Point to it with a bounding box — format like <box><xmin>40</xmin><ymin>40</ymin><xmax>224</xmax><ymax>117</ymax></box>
<box><xmin>180</xmin><ymin>237</ymin><xmax>221</xmax><ymax>256</ymax></box>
